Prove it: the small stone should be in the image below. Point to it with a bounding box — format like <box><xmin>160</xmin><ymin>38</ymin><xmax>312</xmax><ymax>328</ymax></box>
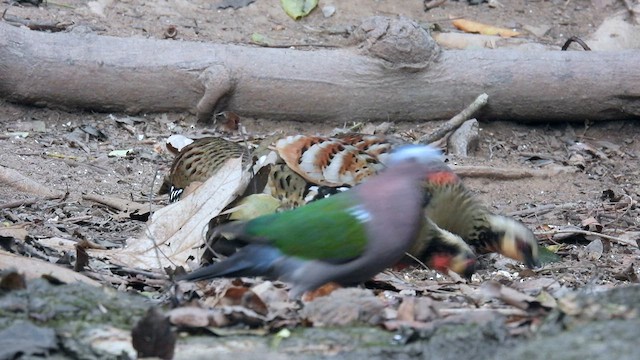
<box><xmin>322</xmin><ymin>5</ymin><xmax>336</xmax><ymax>18</ymax></box>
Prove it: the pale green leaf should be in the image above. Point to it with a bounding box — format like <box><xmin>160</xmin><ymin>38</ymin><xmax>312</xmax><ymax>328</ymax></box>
<box><xmin>281</xmin><ymin>0</ymin><xmax>318</xmax><ymax>20</ymax></box>
<box><xmin>250</xmin><ymin>33</ymin><xmax>271</xmax><ymax>46</ymax></box>
<box><xmin>108</xmin><ymin>149</ymin><xmax>133</xmax><ymax>157</ymax></box>
<box><xmin>226</xmin><ymin>193</ymin><xmax>281</xmax><ymax>220</ymax></box>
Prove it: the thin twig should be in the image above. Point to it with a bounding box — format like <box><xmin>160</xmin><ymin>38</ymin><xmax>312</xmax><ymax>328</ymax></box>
<box><xmin>418</xmin><ymin>93</ymin><xmax>489</xmax><ymax>144</ymax></box>
<box><xmin>507</xmin><ymin>203</ymin><xmax>578</xmax><ymax>217</ymax></box>
<box><xmin>82</xmin><ymin>194</ymin><xmax>150</xmax><ymax>212</ymax></box>
<box><xmin>601</xmin><ymin>194</ymin><xmax>634</xmax><ymax>227</ymax></box>
<box><xmin>115</xmin><ymin>266</ymin><xmax>168</xmax><ymax>279</ymax></box>
<box><xmin>533</xmin><ymin>265</ymin><xmax>590</xmax><ymax>273</ymax></box>
<box><xmin>61</xmin><ymin>158</ymin><xmax>110</xmax><ymax>174</ymax></box>
<box><xmin>535</xmin><ymin>229</ymin><xmax>638</xmax><ymax>248</ymax></box>
<box><xmin>561</xmin><ymin>36</ymin><xmax>591</xmax><ymax>51</ymax></box>
<box><xmin>0</xmin><ymin>194</ymin><xmax>64</xmax><ymax>209</ymax></box>
<box><xmin>2</xmin><ymin>12</ymin><xmax>72</xmax><ymax>32</ymax></box>
<box><xmin>518</xmin><ymin>152</ymin><xmax>565</xmax><ymax>162</ymax></box>
<box><xmin>403</xmin><ymin>252</ymin><xmax>430</xmax><ymax>270</ymax></box>
<box><xmin>438</xmin><ymin>308</ymin><xmax>529</xmax><ymax>317</ymax></box>
<box><xmin>60</xmin><ymin>215</ymin><xmax>94</xmax><ymax>223</ymax></box>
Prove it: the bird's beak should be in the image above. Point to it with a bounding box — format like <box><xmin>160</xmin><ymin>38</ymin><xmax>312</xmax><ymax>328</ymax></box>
<box><xmin>521</xmin><ymin>243</ymin><xmax>541</xmax><ymax>268</ymax></box>
<box><xmin>449</xmin><ymin>255</ymin><xmax>477</xmax><ymax>279</ymax></box>
<box><xmin>500</xmin><ymin>234</ymin><xmax>540</xmax><ymax>269</ymax></box>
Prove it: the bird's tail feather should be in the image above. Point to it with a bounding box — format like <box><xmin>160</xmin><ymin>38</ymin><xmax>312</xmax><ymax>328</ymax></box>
<box><xmin>177</xmin><ymin>244</ymin><xmax>282</xmax><ymax>282</ymax></box>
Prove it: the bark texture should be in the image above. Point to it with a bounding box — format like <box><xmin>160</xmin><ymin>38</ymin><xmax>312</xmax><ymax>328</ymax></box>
<box><xmin>1</xmin><ymin>17</ymin><xmax>639</xmax><ymax>123</ymax></box>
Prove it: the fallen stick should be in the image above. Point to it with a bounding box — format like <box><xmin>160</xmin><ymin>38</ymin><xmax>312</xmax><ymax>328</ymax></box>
<box><xmin>82</xmin><ymin>194</ymin><xmax>152</xmax><ymax>213</ymax></box>
<box><xmin>535</xmin><ymin>229</ymin><xmax>638</xmax><ymax>248</ymax></box>
<box><xmin>0</xmin><ymin>250</ymin><xmax>100</xmax><ymax>286</ymax></box>
<box><xmin>0</xmin><ymin>165</ymin><xmax>65</xmax><ymax>198</ymax></box>
<box><xmin>450</xmin><ymin>165</ymin><xmax>573</xmax><ymax>180</ymax></box>
<box><xmin>438</xmin><ymin>308</ymin><xmax>529</xmax><ymax>317</ymax></box>
<box><xmin>507</xmin><ymin>203</ymin><xmax>579</xmax><ymax>217</ymax></box>
<box><xmin>419</xmin><ymin>93</ymin><xmax>488</xmax><ymax>144</ymax></box>
<box><xmin>0</xmin><ymin>194</ymin><xmax>65</xmax><ymax>209</ymax></box>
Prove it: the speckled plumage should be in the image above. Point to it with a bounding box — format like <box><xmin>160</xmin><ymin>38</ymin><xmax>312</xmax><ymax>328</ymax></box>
<box><xmin>274</xmin><ymin>134</ymin><xmax>539</xmax><ymax>269</ymax></box>
<box><xmin>159</xmin><ymin>137</ymin><xmax>249</xmax><ymax>202</ymax></box>
<box><xmin>275</xmin><ymin>135</ymin><xmax>389</xmax><ymax>187</ymax></box>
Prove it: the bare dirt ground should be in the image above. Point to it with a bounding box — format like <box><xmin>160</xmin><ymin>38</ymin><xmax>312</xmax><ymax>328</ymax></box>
<box><xmin>1</xmin><ymin>0</ymin><xmax>639</xmax><ymax>359</ymax></box>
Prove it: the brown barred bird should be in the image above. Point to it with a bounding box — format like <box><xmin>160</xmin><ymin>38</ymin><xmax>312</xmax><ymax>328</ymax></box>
<box><xmin>159</xmin><ymin>137</ymin><xmax>249</xmax><ymax>202</ymax></box>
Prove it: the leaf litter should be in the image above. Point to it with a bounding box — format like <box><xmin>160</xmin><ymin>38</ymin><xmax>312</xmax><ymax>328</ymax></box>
<box><xmin>2</xmin><ymin>5</ymin><xmax>640</xmax><ymax>352</ymax></box>
<box><xmin>1</xmin><ymin>110</ymin><xmax>639</xmax><ymax>353</ymax></box>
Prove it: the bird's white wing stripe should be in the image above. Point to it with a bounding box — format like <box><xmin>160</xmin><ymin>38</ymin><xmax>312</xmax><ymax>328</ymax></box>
<box><xmin>347</xmin><ymin>205</ymin><xmax>372</xmax><ymax>223</ymax></box>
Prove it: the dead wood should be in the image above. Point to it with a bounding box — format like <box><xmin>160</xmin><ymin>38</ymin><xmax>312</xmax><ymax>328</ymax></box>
<box><xmin>536</xmin><ymin>228</ymin><xmax>638</xmax><ymax>248</ymax></box>
<box><xmin>0</xmin><ymin>250</ymin><xmax>100</xmax><ymax>286</ymax></box>
<box><xmin>419</xmin><ymin>93</ymin><xmax>487</xmax><ymax>144</ymax></box>
<box><xmin>1</xmin><ymin>16</ymin><xmax>639</xmax><ymax>123</ymax></box>
<box><xmin>0</xmin><ymin>195</ymin><xmax>64</xmax><ymax>209</ymax></box>
<box><xmin>450</xmin><ymin>165</ymin><xmax>574</xmax><ymax>179</ymax></box>
<box><xmin>0</xmin><ymin>165</ymin><xmax>65</xmax><ymax>198</ymax></box>
<box><xmin>507</xmin><ymin>203</ymin><xmax>579</xmax><ymax>217</ymax></box>
<box><xmin>82</xmin><ymin>194</ymin><xmax>152</xmax><ymax>213</ymax></box>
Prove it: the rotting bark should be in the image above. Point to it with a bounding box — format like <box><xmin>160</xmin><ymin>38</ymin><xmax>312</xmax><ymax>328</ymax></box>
<box><xmin>1</xmin><ymin>16</ymin><xmax>639</xmax><ymax>123</ymax></box>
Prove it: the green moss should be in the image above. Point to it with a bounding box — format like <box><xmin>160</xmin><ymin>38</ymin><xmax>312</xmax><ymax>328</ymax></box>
<box><xmin>0</xmin><ymin>279</ymin><xmax>152</xmax><ymax>332</ymax></box>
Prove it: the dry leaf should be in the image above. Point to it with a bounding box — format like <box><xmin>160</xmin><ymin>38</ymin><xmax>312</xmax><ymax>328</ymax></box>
<box><xmin>580</xmin><ymin>239</ymin><xmax>604</xmax><ymax>261</ymax></box>
<box><xmin>512</xmin><ymin>277</ymin><xmax>561</xmax><ymax>296</ymax></box>
<box><xmin>301</xmin><ymin>282</ymin><xmax>342</xmax><ymax>302</ymax></box>
<box><xmin>251</xmin><ymin>281</ymin><xmax>289</xmax><ymax>304</ymax></box>
<box><xmin>0</xmin><ymin>225</ymin><xmax>28</xmax><ymax>241</ymax></box>
<box><xmin>396</xmin><ymin>297</ymin><xmax>439</xmax><ymax>322</ymax></box>
<box><xmin>613</xmin><ymin>263</ymin><xmax>639</xmax><ymax>282</ymax></box>
<box><xmin>581</xmin><ymin>217</ymin><xmax>603</xmax><ymax>232</ymax></box>
<box><xmin>169</xmin><ymin>306</ymin><xmax>267</xmax><ymax>328</ymax></box>
<box><xmin>452</xmin><ymin>19</ymin><xmax>520</xmax><ymax>38</ymax></box>
<box><xmin>168</xmin><ymin>307</ymin><xmax>217</xmax><ymax>328</ymax></box>
<box><xmin>250</xmin><ymin>281</ymin><xmax>295</xmax><ymax>316</ymax></box>
<box><xmin>224</xmin><ymin>193</ymin><xmax>281</xmax><ymax>220</ymax></box>
<box><xmin>615</xmin><ymin>231</ymin><xmax>640</xmax><ymax>247</ymax></box>
<box><xmin>480</xmin><ymin>280</ymin><xmax>542</xmax><ymax>311</ymax></box>
<box><xmin>166</xmin><ymin>134</ymin><xmax>194</xmax><ymax>154</ymax></box>
<box><xmin>117</xmin><ymin>158</ymin><xmax>250</xmax><ymax>269</ymax></box>
<box><xmin>37</xmin><ymin>237</ymin><xmax>76</xmax><ymax>253</ymax></box>
<box><xmin>220</xmin><ymin>287</ymin><xmax>269</xmax><ymax>316</ymax></box>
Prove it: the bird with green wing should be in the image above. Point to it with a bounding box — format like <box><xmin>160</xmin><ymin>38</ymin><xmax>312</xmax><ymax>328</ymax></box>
<box><xmin>179</xmin><ymin>145</ymin><xmax>455</xmax><ymax>298</ymax></box>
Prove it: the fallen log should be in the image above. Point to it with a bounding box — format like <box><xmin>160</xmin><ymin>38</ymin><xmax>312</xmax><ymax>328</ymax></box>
<box><xmin>1</xmin><ymin>16</ymin><xmax>639</xmax><ymax>123</ymax></box>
